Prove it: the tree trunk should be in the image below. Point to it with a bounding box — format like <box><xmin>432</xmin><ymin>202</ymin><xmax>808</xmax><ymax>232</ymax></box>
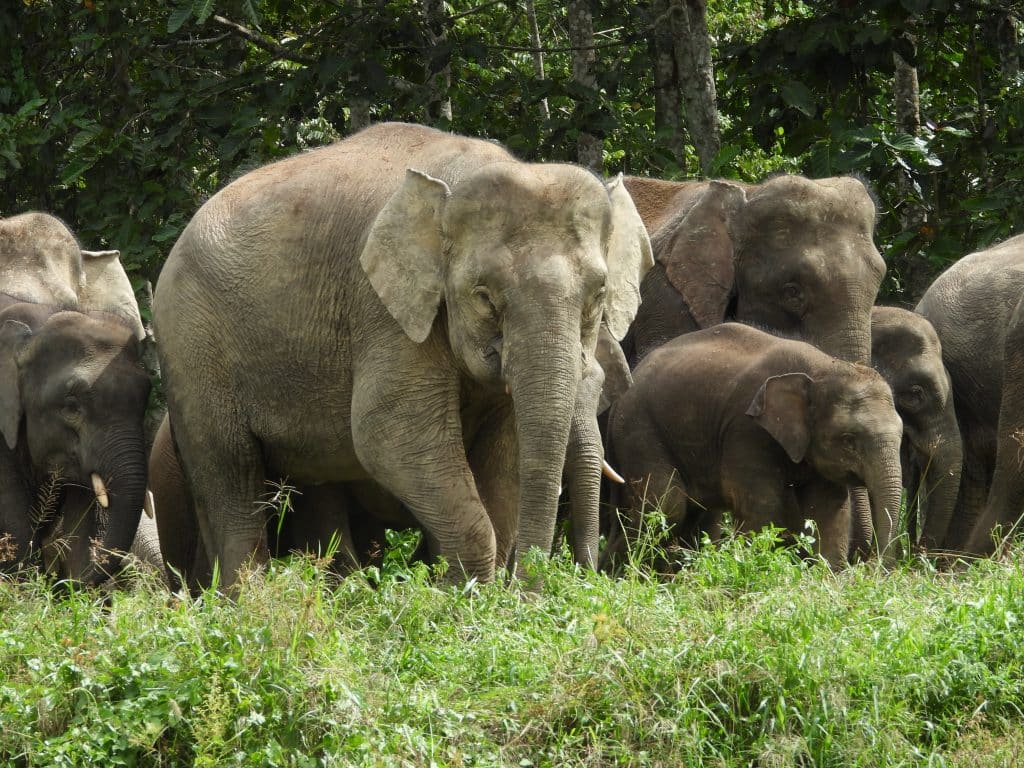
<box><xmin>568</xmin><ymin>0</ymin><xmax>603</xmax><ymax>173</ymax></box>
<box><xmin>651</xmin><ymin>0</ymin><xmax>686</xmax><ymax>171</ymax></box>
<box><xmin>669</xmin><ymin>0</ymin><xmax>720</xmax><ymax>176</ymax></box>
<box><xmin>893</xmin><ymin>41</ymin><xmax>920</xmax><ymax>136</ymax></box>
<box><xmin>525</xmin><ymin>0</ymin><xmax>550</xmax><ymax>122</ymax></box>
<box><xmin>421</xmin><ymin>0</ymin><xmax>452</xmax><ymax>126</ymax></box>
<box><xmin>995</xmin><ymin>13</ymin><xmax>1020</xmax><ymax>81</ymax></box>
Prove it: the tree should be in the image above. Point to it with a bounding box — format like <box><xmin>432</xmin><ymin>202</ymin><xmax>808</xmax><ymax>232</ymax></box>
<box><xmin>567</xmin><ymin>0</ymin><xmax>603</xmax><ymax>173</ymax></box>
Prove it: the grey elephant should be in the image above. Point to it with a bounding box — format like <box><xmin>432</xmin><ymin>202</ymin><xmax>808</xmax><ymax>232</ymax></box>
<box><xmin>621</xmin><ymin>175</ymin><xmax>885</xmax><ymax>367</ymax></box>
<box><xmin>604</xmin><ymin>323</ymin><xmax>904</xmax><ymax>570</ymax></box>
<box><xmin>870</xmin><ymin>306</ymin><xmax>962</xmax><ymax>551</ymax></box>
<box><xmin>153</xmin><ymin>122</ymin><xmax>652</xmax><ymax>588</ymax></box>
<box><xmin>150</xmin><ymin>326</ymin><xmax>627</xmax><ymax>592</ymax></box>
<box><xmin>149</xmin><ymin>412</ymin><xmax>415</xmax><ymax>592</ymax></box>
<box><xmin>0</xmin><ymin>213</ymin><xmax>150</xmax><ymax>584</ymax></box>
<box><xmin>916</xmin><ymin>234</ymin><xmax>1024</xmax><ymax>554</ymax></box>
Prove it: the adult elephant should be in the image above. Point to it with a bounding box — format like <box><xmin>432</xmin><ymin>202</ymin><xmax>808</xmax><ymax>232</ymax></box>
<box><xmin>916</xmin><ymin>235</ymin><xmax>1024</xmax><ymax>555</ymax></box>
<box><xmin>621</xmin><ymin>175</ymin><xmax>886</xmax><ymax>367</ymax></box>
<box><xmin>150</xmin><ymin>339</ymin><xmax>623</xmax><ymax>591</ymax></box>
<box><xmin>870</xmin><ymin>307</ymin><xmax>962</xmax><ymax>551</ymax></box>
<box><xmin>604</xmin><ymin>323</ymin><xmax>904</xmax><ymax>570</ymax></box>
<box><xmin>154</xmin><ymin>122</ymin><xmax>652</xmax><ymax>588</ymax></box>
<box><xmin>0</xmin><ymin>213</ymin><xmax>150</xmax><ymax>584</ymax></box>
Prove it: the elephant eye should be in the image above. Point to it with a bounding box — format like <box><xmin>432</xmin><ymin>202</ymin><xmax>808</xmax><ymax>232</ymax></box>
<box><xmin>62</xmin><ymin>395</ymin><xmax>82</xmax><ymax>419</ymax></box>
<box><xmin>472</xmin><ymin>286</ymin><xmax>497</xmax><ymax>318</ymax></box>
<box><xmin>781</xmin><ymin>283</ymin><xmax>806</xmax><ymax>314</ymax></box>
<box><xmin>898</xmin><ymin>385</ymin><xmax>926</xmax><ymax>411</ymax></box>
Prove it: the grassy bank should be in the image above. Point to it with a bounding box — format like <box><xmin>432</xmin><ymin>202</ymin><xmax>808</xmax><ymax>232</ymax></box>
<box><xmin>1</xmin><ymin>531</ymin><xmax>1023</xmax><ymax>767</ymax></box>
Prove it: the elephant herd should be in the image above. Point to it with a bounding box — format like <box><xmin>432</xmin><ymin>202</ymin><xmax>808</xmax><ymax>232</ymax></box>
<box><xmin>0</xmin><ymin>121</ymin><xmax>1021</xmax><ymax>593</ymax></box>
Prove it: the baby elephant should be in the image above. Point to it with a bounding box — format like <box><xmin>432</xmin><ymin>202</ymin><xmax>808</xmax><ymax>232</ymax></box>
<box><xmin>605</xmin><ymin>323</ymin><xmax>904</xmax><ymax>568</ymax></box>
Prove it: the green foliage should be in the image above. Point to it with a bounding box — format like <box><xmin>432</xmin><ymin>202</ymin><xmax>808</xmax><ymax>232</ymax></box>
<box><xmin>2</xmin><ymin>533</ymin><xmax>1024</xmax><ymax>765</ymax></box>
<box><xmin>1</xmin><ymin>1</ymin><xmax>1022</xmax><ymax>302</ymax></box>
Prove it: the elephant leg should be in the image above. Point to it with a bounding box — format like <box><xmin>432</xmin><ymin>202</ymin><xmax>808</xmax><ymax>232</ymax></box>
<box><xmin>603</xmin><ymin>460</ymin><xmax>689</xmax><ymax>571</ymax></box>
<box><xmin>276</xmin><ymin>483</ymin><xmax>362</xmax><ymax>573</ymax></box>
<box><xmin>798</xmin><ymin>482</ymin><xmax>851</xmax><ymax>570</ymax></box>
<box><xmin>971</xmin><ymin>314</ymin><xmax>1024</xmax><ymax>554</ymax></box>
<box><xmin>467</xmin><ymin>405</ymin><xmax>519</xmax><ymax>572</ymax></box>
<box><xmin>0</xmin><ymin>448</ymin><xmax>34</xmax><ymax>568</ymax></box>
<box><xmin>352</xmin><ymin>376</ymin><xmax>496</xmax><ymax>582</ymax></box>
<box><xmin>945</xmin><ymin>439</ymin><xmax>991</xmax><ymax>553</ymax></box>
<box><xmin>170</xmin><ymin>409</ymin><xmax>269</xmax><ymax>591</ymax></box>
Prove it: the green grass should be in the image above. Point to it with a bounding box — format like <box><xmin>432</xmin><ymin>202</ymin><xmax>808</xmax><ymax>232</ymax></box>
<box><xmin>2</xmin><ymin>530</ymin><xmax>1024</xmax><ymax>767</ymax></box>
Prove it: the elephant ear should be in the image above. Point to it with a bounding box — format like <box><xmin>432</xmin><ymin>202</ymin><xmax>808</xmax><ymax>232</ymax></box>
<box><xmin>603</xmin><ymin>174</ymin><xmax>654</xmax><ymax>341</ymax></box>
<box><xmin>595</xmin><ymin>322</ymin><xmax>632</xmax><ymax>415</ymax></box>
<box><xmin>0</xmin><ymin>320</ymin><xmax>33</xmax><ymax>450</ymax></box>
<box><xmin>656</xmin><ymin>180</ymin><xmax>746</xmax><ymax>329</ymax></box>
<box><xmin>746</xmin><ymin>372</ymin><xmax>814</xmax><ymax>463</ymax></box>
<box><xmin>360</xmin><ymin>169</ymin><xmax>451</xmax><ymax>344</ymax></box>
<box><xmin>80</xmin><ymin>249</ymin><xmax>147</xmax><ymax>340</ymax></box>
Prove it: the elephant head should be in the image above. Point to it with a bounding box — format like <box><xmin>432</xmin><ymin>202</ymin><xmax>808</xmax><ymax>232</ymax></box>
<box><xmin>0</xmin><ymin>307</ymin><xmax>151</xmax><ymax>584</ymax></box>
<box><xmin>747</xmin><ymin>363</ymin><xmax>904</xmax><ymax>557</ymax></box>
<box><xmin>633</xmin><ymin>175</ymin><xmax>885</xmax><ymax>365</ymax></box>
<box><xmin>0</xmin><ymin>213</ymin><xmax>85</xmax><ymax>310</ymax></box>
<box><xmin>871</xmin><ymin>306</ymin><xmax>963</xmax><ymax>551</ymax></box>
<box><xmin>361</xmin><ymin>166</ymin><xmax>652</xmax><ymax>567</ymax></box>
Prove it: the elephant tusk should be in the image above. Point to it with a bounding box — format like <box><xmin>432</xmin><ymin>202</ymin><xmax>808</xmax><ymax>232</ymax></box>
<box><xmin>601</xmin><ymin>459</ymin><xmax>625</xmax><ymax>484</ymax></box>
<box><xmin>91</xmin><ymin>473</ymin><xmax>109</xmax><ymax>509</ymax></box>
<box><xmin>144</xmin><ymin>489</ymin><xmax>156</xmax><ymax>519</ymax></box>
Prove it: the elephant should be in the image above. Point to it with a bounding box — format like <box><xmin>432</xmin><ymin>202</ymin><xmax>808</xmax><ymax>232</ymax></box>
<box><xmin>151</xmin><ymin>330</ymin><xmax>625</xmax><ymax>592</ymax></box>
<box><xmin>603</xmin><ymin>323</ymin><xmax>904</xmax><ymax>570</ymax></box>
<box><xmin>870</xmin><ymin>306</ymin><xmax>962</xmax><ymax>551</ymax></box>
<box><xmin>153</xmin><ymin>122</ymin><xmax>653</xmax><ymax>588</ymax></box>
<box><xmin>0</xmin><ymin>303</ymin><xmax>151</xmax><ymax>583</ymax></box>
<box><xmin>621</xmin><ymin>175</ymin><xmax>886</xmax><ymax>367</ymax></box>
<box><xmin>0</xmin><ymin>212</ymin><xmax>146</xmax><ymax>338</ymax></box>
<box><xmin>149</xmin><ymin>412</ymin><xmax>412</xmax><ymax>592</ymax></box>
<box><xmin>0</xmin><ymin>213</ymin><xmax>151</xmax><ymax>584</ymax></box>
<box><xmin>916</xmin><ymin>234</ymin><xmax>1024</xmax><ymax>555</ymax></box>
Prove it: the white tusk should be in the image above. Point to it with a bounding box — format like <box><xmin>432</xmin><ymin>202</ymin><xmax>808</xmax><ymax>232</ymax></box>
<box><xmin>91</xmin><ymin>473</ymin><xmax>109</xmax><ymax>509</ymax></box>
<box><xmin>80</xmin><ymin>249</ymin><xmax>121</xmax><ymax>259</ymax></box>
<box><xmin>601</xmin><ymin>459</ymin><xmax>625</xmax><ymax>484</ymax></box>
<box><xmin>144</xmin><ymin>489</ymin><xmax>156</xmax><ymax>519</ymax></box>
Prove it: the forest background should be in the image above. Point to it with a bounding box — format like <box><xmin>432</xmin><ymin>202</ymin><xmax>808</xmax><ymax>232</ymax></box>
<box><xmin>3</xmin><ymin>0</ymin><xmax>1023</xmax><ymax>309</ymax></box>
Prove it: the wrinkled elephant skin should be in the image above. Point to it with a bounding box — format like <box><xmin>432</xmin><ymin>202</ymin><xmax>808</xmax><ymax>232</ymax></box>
<box><xmin>153</xmin><ymin>122</ymin><xmax>653</xmax><ymax>588</ymax></box>
<box><xmin>605</xmin><ymin>323</ymin><xmax>904</xmax><ymax>570</ymax></box>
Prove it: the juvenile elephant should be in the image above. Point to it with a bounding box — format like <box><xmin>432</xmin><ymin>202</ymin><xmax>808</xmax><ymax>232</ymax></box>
<box><xmin>916</xmin><ymin>235</ymin><xmax>1024</xmax><ymax>554</ymax></box>
<box><xmin>604</xmin><ymin>323</ymin><xmax>904</xmax><ymax>569</ymax></box>
<box><xmin>0</xmin><ymin>303</ymin><xmax>150</xmax><ymax>583</ymax></box>
<box><xmin>154</xmin><ymin>122</ymin><xmax>652</xmax><ymax>588</ymax></box>
<box><xmin>0</xmin><ymin>214</ymin><xmax>150</xmax><ymax>584</ymax></box>
<box><xmin>621</xmin><ymin>175</ymin><xmax>885</xmax><ymax>366</ymax></box>
<box><xmin>870</xmin><ymin>306</ymin><xmax>962</xmax><ymax>550</ymax></box>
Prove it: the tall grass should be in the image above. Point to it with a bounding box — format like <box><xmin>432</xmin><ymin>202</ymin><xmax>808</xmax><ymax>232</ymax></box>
<box><xmin>1</xmin><ymin>528</ymin><xmax>1023</xmax><ymax>766</ymax></box>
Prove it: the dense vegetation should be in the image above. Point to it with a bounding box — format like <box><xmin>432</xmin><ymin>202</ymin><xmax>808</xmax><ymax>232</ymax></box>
<box><xmin>3</xmin><ymin>1</ymin><xmax>1023</xmax><ymax>303</ymax></box>
<box><xmin>3</xmin><ymin>529</ymin><xmax>1024</xmax><ymax>765</ymax></box>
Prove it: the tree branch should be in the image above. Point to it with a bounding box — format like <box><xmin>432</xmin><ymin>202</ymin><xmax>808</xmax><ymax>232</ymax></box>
<box><xmin>211</xmin><ymin>15</ymin><xmax>316</xmax><ymax>65</ymax></box>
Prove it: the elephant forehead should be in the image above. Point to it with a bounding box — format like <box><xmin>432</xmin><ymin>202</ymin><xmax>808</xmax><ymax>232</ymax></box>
<box><xmin>744</xmin><ymin>177</ymin><xmax>876</xmax><ymax>233</ymax></box>
<box><xmin>446</xmin><ymin>163</ymin><xmax>610</xmax><ymax>230</ymax></box>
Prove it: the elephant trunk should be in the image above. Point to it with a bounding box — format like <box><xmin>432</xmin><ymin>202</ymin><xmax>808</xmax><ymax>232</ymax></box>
<box><xmin>505</xmin><ymin>311</ymin><xmax>580</xmax><ymax>577</ymax></box>
<box><xmin>865</xmin><ymin>439</ymin><xmax>904</xmax><ymax>561</ymax></box>
<box><xmin>816</xmin><ymin>312</ymin><xmax>872</xmax><ymax>365</ymax></box>
<box><xmin>565</xmin><ymin>406</ymin><xmax>602</xmax><ymax>569</ymax></box>
<box><xmin>915</xmin><ymin>420</ymin><xmax>964</xmax><ymax>551</ymax></box>
<box><xmin>83</xmin><ymin>429</ymin><xmax>147</xmax><ymax>585</ymax></box>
